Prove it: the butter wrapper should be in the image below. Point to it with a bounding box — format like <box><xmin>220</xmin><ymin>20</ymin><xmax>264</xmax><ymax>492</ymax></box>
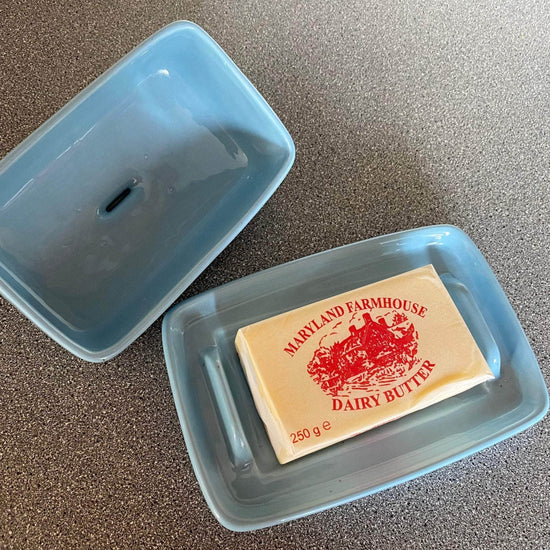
<box><xmin>235</xmin><ymin>265</ymin><xmax>494</xmax><ymax>464</ymax></box>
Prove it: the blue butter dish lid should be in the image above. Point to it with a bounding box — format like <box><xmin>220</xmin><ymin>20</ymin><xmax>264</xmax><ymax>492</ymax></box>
<box><xmin>0</xmin><ymin>21</ymin><xmax>295</xmax><ymax>361</ymax></box>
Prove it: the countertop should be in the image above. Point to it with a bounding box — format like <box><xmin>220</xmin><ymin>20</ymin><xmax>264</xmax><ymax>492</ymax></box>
<box><xmin>0</xmin><ymin>1</ymin><xmax>549</xmax><ymax>548</ymax></box>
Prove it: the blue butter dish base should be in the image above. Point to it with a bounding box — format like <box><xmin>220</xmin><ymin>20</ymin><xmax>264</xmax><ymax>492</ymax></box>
<box><xmin>0</xmin><ymin>22</ymin><xmax>294</xmax><ymax>361</ymax></box>
<box><xmin>162</xmin><ymin>224</ymin><xmax>548</xmax><ymax>531</ymax></box>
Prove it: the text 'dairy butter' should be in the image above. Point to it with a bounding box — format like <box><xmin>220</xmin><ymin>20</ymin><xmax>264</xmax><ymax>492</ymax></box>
<box><xmin>235</xmin><ymin>265</ymin><xmax>494</xmax><ymax>464</ymax></box>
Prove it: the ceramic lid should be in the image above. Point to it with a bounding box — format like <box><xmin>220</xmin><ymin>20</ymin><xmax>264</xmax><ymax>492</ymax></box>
<box><xmin>0</xmin><ymin>22</ymin><xmax>295</xmax><ymax>361</ymax></box>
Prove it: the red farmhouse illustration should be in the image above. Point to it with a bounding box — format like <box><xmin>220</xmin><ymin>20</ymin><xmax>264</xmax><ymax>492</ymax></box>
<box><xmin>307</xmin><ymin>311</ymin><xmax>419</xmax><ymax>396</ymax></box>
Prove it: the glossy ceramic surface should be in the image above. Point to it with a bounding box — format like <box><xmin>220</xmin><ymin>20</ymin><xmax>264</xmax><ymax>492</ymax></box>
<box><xmin>162</xmin><ymin>225</ymin><xmax>548</xmax><ymax>531</ymax></box>
<box><xmin>0</xmin><ymin>22</ymin><xmax>294</xmax><ymax>361</ymax></box>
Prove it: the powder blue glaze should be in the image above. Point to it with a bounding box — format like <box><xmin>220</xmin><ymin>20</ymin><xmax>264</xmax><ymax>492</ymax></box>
<box><xmin>0</xmin><ymin>22</ymin><xmax>294</xmax><ymax>361</ymax></box>
<box><xmin>162</xmin><ymin>225</ymin><xmax>548</xmax><ymax>531</ymax></box>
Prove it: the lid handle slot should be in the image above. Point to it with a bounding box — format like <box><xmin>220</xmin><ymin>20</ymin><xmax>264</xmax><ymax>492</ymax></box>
<box><xmin>105</xmin><ymin>186</ymin><xmax>132</xmax><ymax>213</ymax></box>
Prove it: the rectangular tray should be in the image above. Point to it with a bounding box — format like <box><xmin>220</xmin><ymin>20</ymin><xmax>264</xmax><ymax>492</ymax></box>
<box><xmin>0</xmin><ymin>22</ymin><xmax>294</xmax><ymax>361</ymax></box>
<box><xmin>162</xmin><ymin>225</ymin><xmax>548</xmax><ymax>531</ymax></box>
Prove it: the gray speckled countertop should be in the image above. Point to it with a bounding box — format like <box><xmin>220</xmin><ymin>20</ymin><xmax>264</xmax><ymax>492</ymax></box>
<box><xmin>0</xmin><ymin>1</ymin><xmax>549</xmax><ymax>548</ymax></box>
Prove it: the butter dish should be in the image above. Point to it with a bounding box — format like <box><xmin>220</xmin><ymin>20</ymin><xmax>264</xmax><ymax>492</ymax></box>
<box><xmin>162</xmin><ymin>225</ymin><xmax>548</xmax><ymax>530</ymax></box>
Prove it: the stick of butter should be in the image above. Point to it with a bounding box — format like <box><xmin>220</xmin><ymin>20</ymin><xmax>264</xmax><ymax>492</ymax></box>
<box><xmin>235</xmin><ymin>265</ymin><xmax>494</xmax><ymax>464</ymax></box>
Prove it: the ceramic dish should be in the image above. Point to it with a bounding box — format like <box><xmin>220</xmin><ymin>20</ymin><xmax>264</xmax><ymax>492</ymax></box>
<box><xmin>162</xmin><ymin>225</ymin><xmax>548</xmax><ymax>531</ymax></box>
<box><xmin>0</xmin><ymin>22</ymin><xmax>294</xmax><ymax>361</ymax></box>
